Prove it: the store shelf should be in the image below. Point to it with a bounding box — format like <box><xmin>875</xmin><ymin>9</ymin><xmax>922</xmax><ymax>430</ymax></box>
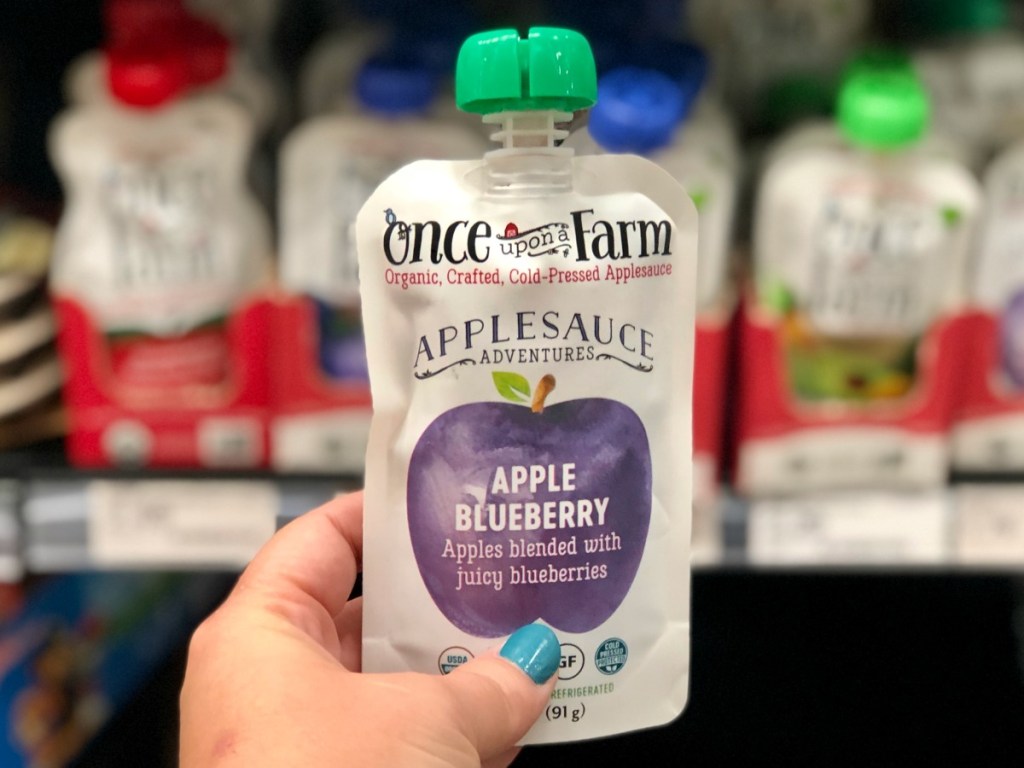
<box><xmin>0</xmin><ymin>454</ymin><xmax>1019</xmax><ymax>575</ymax></box>
<box><xmin>20</xmin><ymin>471</ymin><xmax>354</xmax><ymax>572</ymax></box>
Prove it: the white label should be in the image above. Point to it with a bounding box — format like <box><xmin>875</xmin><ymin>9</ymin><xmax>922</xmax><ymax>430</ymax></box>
<box><xmin>809</xmin><ymin>195</ymin><xmax>945</xmax><ymax>336</ymax></box>
<box><xmin>953</xmin><ymin>413</ymin><xmax>1024</xmax><ymax>472</ymax></box>
<box><xmin>271</xmin><ymin>409</ymin><xmax>371</xmax><ymax>473</ymax></box>
<box><xmin>197</xmin><ymin>416</ymin><xmax>264</xmax><ymax>468</ymax></box>
<box><xmin>50</xmin><ymin>99</ymin><xmax>268</xmax><ymax>338</ymax></box>
<box><xmin>954</xmin><ymin>485</ymin><xmax>1024</xmax><ymax>566</ymax></box>
<box><xmin>748</xmin><ymin>491</ymin><xmax>950</xmax><ymax>565</ymax></box>
<box><xmin>88</xmin><ymin>480</ymin><xmax>277</xmax><ymax>566</ymax></box>
<box><xmin>975</xmin><ymin>157</ymin><xmax>1024</xmax><ymax>310</ymax></box>
<box><xmin>739</xmin><ymin>427</ymin><xmax>947</xmax><ymax>495</ymax></box>
<box><xmin>755</xmin><ymin>148</ymin><xmax>978</xmax><ymax>327</ymax></box>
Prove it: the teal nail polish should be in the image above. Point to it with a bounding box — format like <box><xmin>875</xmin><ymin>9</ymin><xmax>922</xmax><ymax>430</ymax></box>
<box><xmin>500</xmin><ymin>623</ymin><xmax>560</xmax><ymax>684</ymax></box>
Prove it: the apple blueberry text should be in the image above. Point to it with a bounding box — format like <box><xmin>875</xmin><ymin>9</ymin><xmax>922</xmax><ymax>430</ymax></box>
<box><xmin>407</xmin><ymin>373</ymin><xmax>652</xmax><ymax>637</ymax></box>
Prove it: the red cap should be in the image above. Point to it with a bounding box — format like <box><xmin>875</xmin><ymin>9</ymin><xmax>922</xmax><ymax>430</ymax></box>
<box><xmin>106</xmin><ymin>44</ymin><xmax>187</xmax><ymax>108</ymax></box>
<box><xmin>182</xmin><ymin>15</ymin><xmax>231</xmax><ymax>86</ymax></box>
<box><xmin>104</xmin><ymin>0</ymin><xmax>186</xmax><ymax>48</ymax></box>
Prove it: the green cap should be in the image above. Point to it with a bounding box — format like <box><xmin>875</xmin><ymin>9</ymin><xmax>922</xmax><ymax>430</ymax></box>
<box><xmin>455</xmin><ymin>27</ymin><xmax>598</xmax><ymax>114</ymax></box>
<box><xmin>837</xmin><ymin>67</ymin><xmax>929</xmax><ymax>150</ymax></box>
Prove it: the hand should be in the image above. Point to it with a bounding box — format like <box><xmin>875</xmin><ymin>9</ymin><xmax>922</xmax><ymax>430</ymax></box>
<box><xmin>180</xmin><ymin>491</ymin><xmax>560</xmax><ymax>767</ymax></box>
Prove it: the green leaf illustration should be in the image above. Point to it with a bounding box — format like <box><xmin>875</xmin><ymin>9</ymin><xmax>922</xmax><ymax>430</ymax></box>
<box><xmin>492</xmin><ymin>371</ymin><xmax>531</xmax><ymax>403</ymax></box>
<box><xmin>941</xmin><ymin>206</ymin><xmax>962</xmax><ymax>228</ymax></box>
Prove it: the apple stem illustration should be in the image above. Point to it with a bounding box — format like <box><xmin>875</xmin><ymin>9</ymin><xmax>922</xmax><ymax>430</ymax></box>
<box><xmin>531</xmin><ymin>374</ymin><xmax>556</xmax><ymax>413</ymax></box>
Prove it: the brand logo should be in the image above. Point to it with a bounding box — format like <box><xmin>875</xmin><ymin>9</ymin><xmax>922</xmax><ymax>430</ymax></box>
<box><xmin>809</xmin><ymin>196</ymin><xmax>944</xmax><ymax>334</ymax></box>
<box><xmin>382</xmin><ymin>209</ymin><xmax>673</xmax><ymax>267</ymax></box>
<box><xmin>105</xmin><ymin>162</ymin><xmax>219</xmax><ymax>289</ymax></box>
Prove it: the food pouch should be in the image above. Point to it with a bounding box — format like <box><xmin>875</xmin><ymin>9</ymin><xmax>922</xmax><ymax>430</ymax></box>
<box><xmin>357</xmin><ymin>28</ymin><xmax>697</xmax><ymax>743</ymax></box>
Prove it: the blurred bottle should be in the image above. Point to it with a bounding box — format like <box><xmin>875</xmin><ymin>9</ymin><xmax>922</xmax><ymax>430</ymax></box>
<box><xmin>971</xmin><ymin>145</ymin><xmax>1024</xmax><ymax>390</ymax></box>
<box><xmin>566</xmin><ymin>64</ymin><xmax>737</xmax><ymax>311</ymax></box>
<box><xmin>49</xmin><ymin>44</ymin><xmax>271</xmax><ymax>398</ymax></box>
<box><xmin>912</xmin><ymin>0</ymin><xmax>1024</xmax><ymax>160</ymax></box>
<box><xmin>564</xmin><ymin>60</ymin><xmax>738</xmax><ymax>548</ymax></box>
<box><xmin>754</xmin><ymin>64</ymin><xmax>979</xmax><ymax>404</ymax></box>
<box><xmin>280</xmin><ymin>52</ymin><xmax>486</xmax><ymax>384</ymax></box>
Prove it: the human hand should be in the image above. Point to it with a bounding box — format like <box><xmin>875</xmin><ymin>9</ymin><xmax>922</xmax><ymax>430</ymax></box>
<box><xmin>180</xmin><ymin>491</ymin><xmax>560</xmax><ymax>767</ymax></box>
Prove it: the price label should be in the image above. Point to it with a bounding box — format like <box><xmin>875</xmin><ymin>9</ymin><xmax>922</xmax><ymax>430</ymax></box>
<box><xmin>88</xmin><ymin>480</ymin><xmax>278</xmax><ymax>567</ymax></box>
<box><xmin>954</xmin><ymin>485</ymin><xmax>1024</xmax><ymax>567</ymax></box>
<box><xmin>748</xmin><ymin>491</ymin><xmax>951</xmax><ymax>566</ymax></box>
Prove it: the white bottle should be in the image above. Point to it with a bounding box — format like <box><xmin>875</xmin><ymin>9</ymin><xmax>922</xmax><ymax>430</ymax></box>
<box><xmin>282</xmin><ymin>54</ymin><xmax>488</xmax><ymax>317</ymax></box>
<box><xmin>755</xmin><ymin>69</ymin><xmax>979</xmax><ymax>358</ymax></box>
<box><xmin>566</xmin><ymin>66</ymin><xmax>738</xmax><ymax>312</ymax></box>
<box><xmin>275</xmin><ymin>54</ymin><xmax>487</xmax><ymax>471</ymax></box>
<box><xmin>968</xmin><ymin>143</ymin><xmax>1024</xmax><ymax>389</ymax></box>
<box><xmin>747</xmin><ymin>65</ymin><xmax>980</xmax><ymax>493</ymax></box>
<box><xmin>49</xmin><ymin>45</ymin><xmax>271</xmax><ymax>389</ymax></box>
<box><xmin>951</xmin><ymin>141</ymin><xmax>1024</xmax><ymax>470</ymax></box>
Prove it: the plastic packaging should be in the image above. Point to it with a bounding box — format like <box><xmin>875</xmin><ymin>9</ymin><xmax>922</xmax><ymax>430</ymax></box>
<box><xmin>49</xmin><ymin>44</ymin><xmax>272</xmax><ymax>467</ymax></box>
<box><xmin>952</xmin><ymin>141</ymin><xmax>1024</xmax><ymax>470</ymax></box>
<box><xmin>358</xmin><ymin>28</ymin><xmax>696</xmax><ymax>743</ymax></box>
<box><xmin>273</xmin><ymin>53</ymin><xmax>487</xmax><ymax>474</ymax></box>
<box><xmin>740</xmin><ymin>63</ymin><xmax>980</xmax><ymax>495</ymax></box>
<box><xmin>565</xmin><ymin>62</ymin><xmax>736</xmax><ymax>552</ymax></box>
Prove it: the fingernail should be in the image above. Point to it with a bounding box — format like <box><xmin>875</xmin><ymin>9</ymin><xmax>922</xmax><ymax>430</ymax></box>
<box><xmin>499</xmin><ymin>623</ymin><xmax>560</xmax><ymax>684</ymax></box>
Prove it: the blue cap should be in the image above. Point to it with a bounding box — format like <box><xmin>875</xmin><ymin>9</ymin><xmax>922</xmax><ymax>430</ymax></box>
<box><xmin>587</xmin><ymin>67</ymin><xmax>685</xmax><ymax>154</ymax></box>
<box><xmin>355</xmin><ymin>53</ymin><xmax>438</xmax><ymax>116</ymax></box>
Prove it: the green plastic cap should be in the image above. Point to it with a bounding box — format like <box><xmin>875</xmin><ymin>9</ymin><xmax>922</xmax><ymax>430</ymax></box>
<box><xmin>455</xmin><ymin>27</ymin><xmax>598</xmax><ymax>114</ymax></box>
<box><xmin>837</xmin><ymin>67</ymin><xmax>930</xmax><ymax>150</ymax></box>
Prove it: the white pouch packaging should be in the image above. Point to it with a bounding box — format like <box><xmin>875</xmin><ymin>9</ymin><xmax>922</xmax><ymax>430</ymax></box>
<box><xmin>357</xmin><ymin>28</ymin><xmax>697</xmax><ymax>743</ymax></box>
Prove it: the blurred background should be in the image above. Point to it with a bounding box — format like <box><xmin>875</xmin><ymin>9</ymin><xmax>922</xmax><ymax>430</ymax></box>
<box><xmin>0</xmin><ymin>0</ymin><xmax>1023</xmax><ymax>765</ymax></box>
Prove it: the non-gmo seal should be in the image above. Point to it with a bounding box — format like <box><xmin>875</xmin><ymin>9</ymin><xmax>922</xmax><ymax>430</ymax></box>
<box><xmin>594</xmin><ymin>638</ymin><xmax>628</xmax><ymax>675</ymax></box>
<box><xmin>438</xmin><ymin>647</ymin><xmax>473</xmax><ymax>675</ymax></box>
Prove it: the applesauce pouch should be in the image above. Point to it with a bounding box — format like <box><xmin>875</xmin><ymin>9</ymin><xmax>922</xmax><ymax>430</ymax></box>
<box><xmin>357</xmin><ymin>28</ymin><xmax>697</xmax><ymax>744</ymax></box>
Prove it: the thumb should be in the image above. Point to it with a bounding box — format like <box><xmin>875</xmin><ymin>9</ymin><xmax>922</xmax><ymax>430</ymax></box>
<box><xmin>441</xmin><ymin>624</ymin><xmax>560</xmax><ymax>758</ymax></box>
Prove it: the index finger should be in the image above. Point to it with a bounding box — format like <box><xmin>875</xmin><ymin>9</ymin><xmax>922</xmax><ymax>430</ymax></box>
<box><xmin>229</xmin><ymin>490</ymin><xmax>364</xmax><ymax>641</ymax></box>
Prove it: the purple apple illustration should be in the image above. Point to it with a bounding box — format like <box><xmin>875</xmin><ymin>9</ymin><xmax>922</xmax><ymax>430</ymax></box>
<box><xmin>1002</xmin><ymin>288</ymin><xmax>1024</xmax><ymax>390</ymax></box>
<box><xmin>407</xmin><ymin>372</ymin><xmax>652</xmax><ymax>637</ymax></box>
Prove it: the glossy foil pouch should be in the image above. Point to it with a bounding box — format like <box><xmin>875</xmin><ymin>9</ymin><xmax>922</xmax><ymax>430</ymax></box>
<box><xmin>357</xmin><ymin>152</ymin><xmax>696</xmax><ymax>743</ymax></box>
